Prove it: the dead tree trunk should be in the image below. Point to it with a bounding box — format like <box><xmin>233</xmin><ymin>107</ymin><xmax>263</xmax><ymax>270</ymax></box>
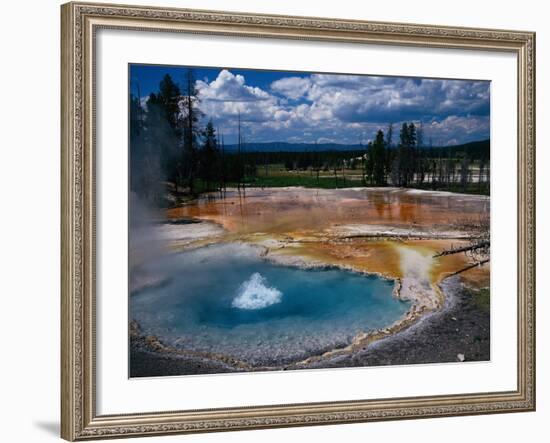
<box><xmin>447</xmin><ymin>258</ymin><xmax>490</xmax><ymax>277</ymax></box>
<box><xmin>433</xmin><ymin>240</ymin><xmax>490</xmax><ymax>258</ymax></box>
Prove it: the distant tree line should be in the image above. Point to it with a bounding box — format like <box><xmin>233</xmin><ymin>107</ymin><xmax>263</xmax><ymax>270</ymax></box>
<box><xmin>359</xmin><ymin>122</ymin><xmax>490</xmax><ymax>192</ymax></box>
<box><xmin>241</xmin><ymin>125</ymin><xmax>489</xmax><ymax>193</ymax></box>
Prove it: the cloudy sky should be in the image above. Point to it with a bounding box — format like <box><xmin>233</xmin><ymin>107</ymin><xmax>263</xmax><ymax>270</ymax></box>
<box><xmin>130</xmin><ymin>64</ymin><xmax>490</xmax><ymax>146</ymax></box>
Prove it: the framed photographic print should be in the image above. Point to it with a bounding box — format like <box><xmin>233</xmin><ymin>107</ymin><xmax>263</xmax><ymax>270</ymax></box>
<box><xmin>61</xmin><ymin>1</ymin><xmax>536</xmax><ymax>440</ymax></box>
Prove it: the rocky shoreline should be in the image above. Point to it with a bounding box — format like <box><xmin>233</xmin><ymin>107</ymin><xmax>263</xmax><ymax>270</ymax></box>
<box><xmin>303</xmin><ymin>277</ymin><xmax>490</xmax><ymax>369</ymax></box>
<box><xmin>129</xmin><ymin>276</ymin><xmax>489</xmax><ymax>377</ymax></box>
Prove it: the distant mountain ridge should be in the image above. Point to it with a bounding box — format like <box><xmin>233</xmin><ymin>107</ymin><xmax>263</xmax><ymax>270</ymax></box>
<box><xmin>224</xmin><ymin>141</ymin><xmax>364</xmax><ymax>152</ymax></box>
<box><xmin>224</xmin><ymin>139</ymin><xmax>490</xmax><ymax>154</ymax></box>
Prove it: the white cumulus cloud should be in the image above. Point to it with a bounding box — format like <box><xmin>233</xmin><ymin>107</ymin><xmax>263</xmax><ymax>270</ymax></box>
<box><xmin>271</xmin><ymin>76</ymin><xmax>311</xmax><ymax>100</ymax></box>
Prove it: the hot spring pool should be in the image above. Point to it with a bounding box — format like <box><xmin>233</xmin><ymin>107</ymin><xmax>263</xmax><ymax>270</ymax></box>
<box><xmin>130</xmin><ymin>243</ymin><xmax>411</xmax><ymax>366</ymax></box>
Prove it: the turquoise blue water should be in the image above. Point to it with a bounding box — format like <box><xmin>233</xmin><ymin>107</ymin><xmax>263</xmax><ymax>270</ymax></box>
<box><xmin>130</xmin><ymin>243</ymin><xmax>410</xmax><ymax>366</ymax></box>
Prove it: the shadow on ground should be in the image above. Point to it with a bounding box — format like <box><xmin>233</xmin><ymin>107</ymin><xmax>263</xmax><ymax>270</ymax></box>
<box><xmin>34</xmin><ymin>421</ymin><xmax>59</xmax><ymax>437</ymax></box>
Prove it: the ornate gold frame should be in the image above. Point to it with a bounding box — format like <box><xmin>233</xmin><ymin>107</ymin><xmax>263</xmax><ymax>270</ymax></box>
<box><xmin>61</xmin><ymin>1</ymin><xmax>536</xmax><ymax>440</ymax></box>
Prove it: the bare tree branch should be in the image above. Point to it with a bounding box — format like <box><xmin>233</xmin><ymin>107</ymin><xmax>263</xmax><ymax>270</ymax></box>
<box><xmin>433</xmin><ymin>240</ymin><xmax>490</xmax><ymax>258</ymax></box>
<box><xmin>446</xmin><ymin>259</ymin><xmax>490</xmax><ymax>277</ymax></box>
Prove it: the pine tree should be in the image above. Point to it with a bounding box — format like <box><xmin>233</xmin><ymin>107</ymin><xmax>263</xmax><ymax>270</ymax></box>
<box><xmin>372</xmin><ymin>130</ymin><xmax>386</xmax><ymax>185</ymax></box>
<box><xmin>181</xmin><ymin>69</ymin><xmax>203</xmax><ymax>194</ymax></box>
<box><xmin>158</xmin><ymin>74</ymin><xmax>182</xmax><ymax>130</ymax></box>
<box><xmin>199</xmin><ymin>120</ymin><xmax>219</xmax><ymax>191</ymax></box>
<box><xmin>146</xmin><ymin>75</ymin><xmax>184</xmax><ymax>191</ymax></box>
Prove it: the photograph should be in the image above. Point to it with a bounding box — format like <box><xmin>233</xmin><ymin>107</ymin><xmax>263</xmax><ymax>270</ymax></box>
<box><xmin>55</xmin><ymin>1</ymin><xmax>536</xmax><ymax>440</ymax></box>
<box><xmin>128</xmin><ymin>64</ymin><xmax>491</xmax><ymax>377</ymax></box>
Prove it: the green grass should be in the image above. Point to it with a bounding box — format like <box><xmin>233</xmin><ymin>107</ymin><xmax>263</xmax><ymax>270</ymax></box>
<box><xmin>412</xmin><ymin>182</ymin><xmax>490</xmax><ymax>196</ymax></box>
<box><xmin>243</xmin><ymin>173</ymin><xmax>489</xmax><ymax>195</ymax></box>
<box><xmin>471</xmin><ymin>288</ymin><xmax>490</xmax><ymax>313</ymax></box>
<box><xmin>178</xmin><ymin>164</ymin><xmax>490</xmax><ymax>195</ymax></box>
<box><xmin>240</xmin><ymin>174</ymin><xmax>362</xmax><ymax>189</ymax></box>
